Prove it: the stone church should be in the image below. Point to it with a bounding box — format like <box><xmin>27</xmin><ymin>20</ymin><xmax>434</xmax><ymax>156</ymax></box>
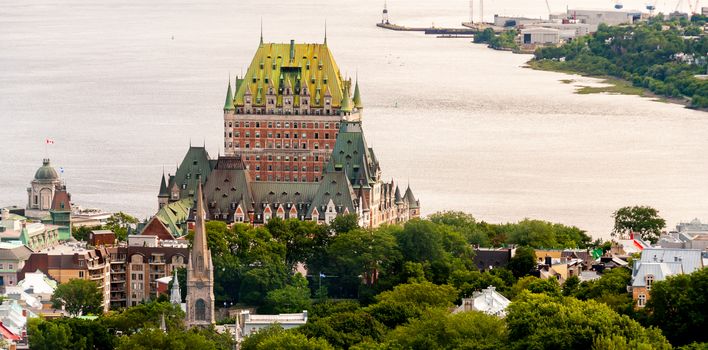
<box><xmin>185</xmin><ymin>182</ymin><xmax>215</xmax><ymax>326</ymax></box>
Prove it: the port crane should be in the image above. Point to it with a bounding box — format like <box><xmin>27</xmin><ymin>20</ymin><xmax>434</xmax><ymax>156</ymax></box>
<box><xmin>675</xmin><ymin>0</ymin><xmax>702</xmax><ymax>13</ymax></box>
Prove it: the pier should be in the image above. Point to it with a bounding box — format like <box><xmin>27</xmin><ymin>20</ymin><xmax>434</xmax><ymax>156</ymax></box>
<box><xmin>377</xmin><ymin>22</ymin><xmax>479</xmax><ymax>36</ymax></box>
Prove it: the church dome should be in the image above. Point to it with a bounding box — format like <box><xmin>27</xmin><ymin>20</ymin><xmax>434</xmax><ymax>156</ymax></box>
<box><xmin>34</xmin><ymin>159</ymin><xmax>59</xmax><ymax>181</ymax></box>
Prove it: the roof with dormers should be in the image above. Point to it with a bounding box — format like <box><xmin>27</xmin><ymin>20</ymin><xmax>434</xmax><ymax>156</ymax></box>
<box><xmin>233</xmin><ymin>42</ymin><xmax>348</xmax><ymax>108</ymax></box>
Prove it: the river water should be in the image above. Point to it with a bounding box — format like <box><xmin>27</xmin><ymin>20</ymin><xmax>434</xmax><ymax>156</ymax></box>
<box><xmin>1</xmin><ymin>0</ymin><xmax>706</xmax><ymax>240</ymax></box>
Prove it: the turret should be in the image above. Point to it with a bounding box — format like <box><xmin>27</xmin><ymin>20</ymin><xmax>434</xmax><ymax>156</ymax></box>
<box><xmin>223</xmin><ymin>80</ymin><xmax>235</xmax><ymax>112</ymax></box>
<box><xmin>353</xmin><ymin>78</ymin><xmax>363</xmax><ymax>110</ymax></box>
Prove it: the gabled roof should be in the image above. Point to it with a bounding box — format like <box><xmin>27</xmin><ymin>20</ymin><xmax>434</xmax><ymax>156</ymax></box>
<box><xmin>233</xmin><ymin>42</ymin><xmax>346</xmax><ymax>108</ymax></box>
<box><xmin>307</xmin><ymin>171</ymin><xmax>356</xmax><ymax>219</ymax></box>
<box><xmin>325</xmin><ymin>121</ymin><xmax>378</xmax><ymax>186</ymax></box>
<box><xmin>50</xmin><ymin>187</ymin><xmax>71</xmax><ymax>212</ymax></box>
<box><xmin>153</xmin><ymin>198</ymin><xmax>192</xmax><ymax>238</ymax></box>
<box><xmin>203</xmin><ymin>156</ymin><xmax>255</xmax><ymax>221</ymax></box>
<box><xmin>170</xmin><ymin>146</ymin><xmax>213</xmax><ymax>200</ymax></box>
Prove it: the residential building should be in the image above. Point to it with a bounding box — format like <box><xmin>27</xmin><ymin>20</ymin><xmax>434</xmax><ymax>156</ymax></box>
<box><xmin>186</xmin><ymin>183</ymin><xmax>215</xmax><ymax>326</ymax></box>
<box><xmin>106</xmin><ymin>235</ymin><xmax>187</xmax><ymax>309</ymax></box>
<box><xmin>0</xmin><ymin>209</ymin><xmax>61</xmax><ymax>252</ymax></box>
<box><xmin>18</xmin><ymin>243</ymin><xmax>111</xmax><ymax>312</ymax></box>
<box><xmin>4</xmin><ymin>270</ymin><xmax>57</xmax><ymax>310</ymax></box>
<box><xmin>89</xmin><ymin>230</ymin><xmax>116</xmax><ymax>247</ymax></box>
<box><xmin>453</xmin><ymin>286</ymin><xmax>511</xmax><ymax>318</ymax></box>
<box><xmin>473</xmin><ymin>247</ymin><xmax>514</xmax><ymax>271</ymax></box>
<box><xmin>0</xmin><ymin>243</ymin><xmax>32</xmax><ymax>289</ymax></box>
<box><xmin>239</xmin><ymin>310</ymin><xmax>308</xmax><ymax>336</ymax></box>
<box><xmin>630</xmin><ymin>248</ymin><xmax>703</xmax><ymax>307</ymax></box>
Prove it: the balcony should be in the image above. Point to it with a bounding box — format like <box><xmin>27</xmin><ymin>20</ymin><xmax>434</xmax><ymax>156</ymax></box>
<box><xmin>148</xmin><ymin>258</ymin><xmax>165</xmax><ymax>265</ymax></box>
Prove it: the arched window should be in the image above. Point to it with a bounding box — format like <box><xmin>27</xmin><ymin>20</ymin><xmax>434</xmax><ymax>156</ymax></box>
<box><xmin>637</xmin><ymin>293</ymin><xmax>646</xmax><ymax>307</ymax></box>
<box><xmin>195</xmin><ymin>299</ymin><xmax>206</xmax><ymax>320</ymax></box>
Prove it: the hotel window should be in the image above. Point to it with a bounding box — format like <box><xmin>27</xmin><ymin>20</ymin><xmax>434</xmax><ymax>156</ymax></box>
<box><xmin>314</xmin><ymin>143</ymin><xmax>319</xmax><ymax>150</ymax></box>
<box><xmin>245</xmin><ymin>143</ymin><xmax>250</xmax><ymax>148</ymax></box>
<box><xmin>256</xmin><ymin>155</ymin><xmax>261</xmax><ymax>161</ymax></box>
<box><xmin>314</xmin><ymin>133</ymin><xmax>319</xmax><ymax>139</ymax></box>
<box><xmin>268</xmin><ymin>122</ymin><xmax>273</xmax><ymax>128</ymax></box>
<box><xmin>285</xmin><ymin>122</ymin><xmax>290</xmax><ymax>128</ymax></box>
<box><xmin>235</xmin><ymin>132</ymin><xmax>240</xmax><ymax>137</ymax></box>
<box><xmin>0</xmin><ymin>264</ymin><xmax>3</xmax><ymax>269</ymax></box>
<box><xmin>325</xmin><ymin>133</ymin><xmax>329</xmax><ymax>139</ymax></box>
<box><xmin>79</xmin><ymin>271</ymin><xmax>85</xmax><ymax>278</ymax></box>
<box><xmin>268</xmin><ymin>132</ymin><xmax>273</xmax><ymax>138</ymax></box>
<box><xmin>255</xmin><ymin>175</ymin><xmax>261</xmax><ymax>180</ymax></box>
<box><xmin>8</xmin><ymin>264</ymin><xmax>12</xmax><ymax>270</ymax></box>
<box><xmin>235</xmin><ymin>122</ymin><xmax>240</xmax><ymax>127</ymax></box>
<box><xmin>256</xmin><ymin>165</ymin><xmax>261</xmax><ymax>171</ymax></box>
<box><xmin>301</xmin><ymin>133</ymin><xmax>307</xmax><ymax>138</ymax></box>
<box><xmin>255</xmin><ymin>122</ymin><xmax>260</xmax><ymax>127</ymax></box>
<box><xmin>293</xmin><ymin>122</ymin><xmax>298</xmax><ymax>128</ymax></box>
<box><xmin>302</xmin><ymin>143</ymin><xmax>307</xmax><ymax>149</ymax></box>
<box><xmin>276</xmin><ymin>122</ymin><xmax>281</xmax><ymax>128</ymax></box>
<box><xmin>293</xmin><ymin>133</ymin><xmax>298</xmax><ymax>139</ymax></box>
<box><xmin>276</xmin><ymin>133</ymin><xmax>281</xmax><ymax>139</ymax></box>
<box><xmin>255</xmin><ymin>142</ymin><xmax>261</xmax><ymax>148</ymax></box>
<box><xmin>285</xmin><ymin>133</ymin><xmax>290</xmax><ymax>139</ymax></box>
<box><xmin>268</xmin><ymin>165</ymin><xmax>273</xmax><ymax>171</ymax></box>
<box><xmin>285</xmin><ymin>156</ymin><xmax>290</xmax><ymax>161</ymax></box>
<box><xmin>245</xmin><ymin>132</ymin><xmax>250</xmax><ymax>138</ymax></box>
<box><xmin>325</xmin><ymin>123</ymin><xmax>330</xmax><ymax>129</ymax></box>
<box><xmin>301</xmin><ymin>156</ymin><xmax>307</xmax><ymax>161</ymax></box>
<box><xmin>268</xmin><ymin>155</ymin><xmax>273</xmax><ymax>161</ymax></box>
<box><xmin>302</xmin><ymin>166</ymin><xmax>306</xmax><ymax>171</ymax></box>
<box><xmin>255</xmin><ymin>132</ymin><xmax>260</xmax><ymax>138</ymax></box>
<box><xmin>638</xmin><ymin>294</ymin><xmax>646</xmax><ymax>307</ymax></box>
<box><xmin>245</xmin><ymin>122</ymin><xmax>250</xmax><ymax>127</ymax></box>
<box><xmin>314</xmin><ymin>122</ymin><xmax>319</xmax><ymax>128</ymax></box>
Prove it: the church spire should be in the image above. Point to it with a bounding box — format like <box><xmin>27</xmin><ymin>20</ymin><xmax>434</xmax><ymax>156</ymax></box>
<box><xmin>324</xmin><ymin>19</ymin><xmax>327</xmax><ymax>45</ymax></box>
<box><xmin>170</xmin><ymin>268</ymin><xmax>181</xmax><ymax>305</ymax></box>
<box><xmin>260</xmin><ymin>18</ymin><xmax>264</xmax><ymax>45</ymax></box>
<box><xmin>193</xmin><ymin>182</ymin><xmax>208</xmax><ymax>264</ymax></box>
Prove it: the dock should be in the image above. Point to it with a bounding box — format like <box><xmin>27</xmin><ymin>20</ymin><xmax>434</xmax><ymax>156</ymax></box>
<box><xmin>377</xmin><ymin>22</ymin><xmax>479</xmax><ymax>36</ymax></box>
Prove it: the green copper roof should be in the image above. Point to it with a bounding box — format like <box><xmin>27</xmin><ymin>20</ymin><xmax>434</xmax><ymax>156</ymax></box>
<box><xmin>155</xmin><ymin>198</ymin><xmax>192</xmax><ymax>238</ymax></box>
<box><xmin>325</xmin><ymin>121</ymin><xmax>379</xmax><ymax>186</ymax></box>
<box><xmin>34</xmin><ymin>159</ymin><xmax>59</xmax><ymax>181</ymax></box>
<box><xmin>353</xmin><ymin>80</ymin><xmax>362</xmax><ymax>109</ymax></box>
<box><xmin>404</xmin><ymin>186</ymin><xmax>419</xmax><ymax>209</ymax></box>
<box><xmin>159</xmin><ymin>172</ymin><xmax>169</xmax><ymax>197</ymax></box>
<box><xmin>340</xmin><ymin>85</ymin><xmax>352</xmax><ymax>113</ymax></box>
<box><xmin>233</xmin><ymin>42</ymin><xmax>347</xmax><ymax>108</ymax></box>
<box><xmin>224</xmin><ymin>81</ymin><xmax>235</xmax><ymax>111</ymax></box>
<box><xmin>169</xmin><ymin>146</ymin><xmax>213</xmax><ymax>200</ymax></box>
<box><xmin>394</xmin><ymin>186</ymin><xmax>403</xmax><ymax>204</ymax></box>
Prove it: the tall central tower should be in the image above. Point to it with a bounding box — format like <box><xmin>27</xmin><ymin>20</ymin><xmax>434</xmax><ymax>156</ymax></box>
<box><xmin>223</xmin><ymin>38</ymin><xmax>363</xmax><ymax>183</ymax></box>
<box><xmin>186</xmin><ymin>182</ymin><xmax>215</xmax><ymax>326</ymax></box>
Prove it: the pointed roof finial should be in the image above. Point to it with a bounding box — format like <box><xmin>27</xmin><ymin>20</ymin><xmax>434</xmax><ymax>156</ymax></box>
<box><xmin>260</xmin><ymin>17</ymin><xmax>264</xmax><ymax>45</ymax></box>
<box><xmin>324</xmin><ymin>19</ymin><xmax>327</xmax><ymax>45</ymax></box>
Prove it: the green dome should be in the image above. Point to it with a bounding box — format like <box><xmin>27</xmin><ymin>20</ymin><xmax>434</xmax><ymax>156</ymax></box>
<box><xmin>34</xmin><ymin>159</ymin><xmax>59</xmax><ymax>181</ymax></box>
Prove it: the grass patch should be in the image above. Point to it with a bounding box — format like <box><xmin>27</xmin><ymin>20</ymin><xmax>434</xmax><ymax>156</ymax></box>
<box><xmin>575</xmin><ymin>78</ymin><xmax>647</xmax><ymax>96</ymax></box>
<box><xmin>560</xmin><ymin>79</ymin><xmax>574</xmax><ymax>84</ymax></box>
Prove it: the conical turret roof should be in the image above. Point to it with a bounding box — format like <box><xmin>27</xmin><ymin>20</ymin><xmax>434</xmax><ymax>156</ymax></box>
<box><xmin>224</xmin><ymin>81</ymin><xmax>235</xmax><ymax>111</ymax></box>
<box><xmin>159</xmin><ymin>172</ymin><xmax>169</xmax><ymax>197</ymax></box>
<box><xmin>353</xmin><ymin>79</ymin><xmax>362</xmax><ymax>109</ymax></box>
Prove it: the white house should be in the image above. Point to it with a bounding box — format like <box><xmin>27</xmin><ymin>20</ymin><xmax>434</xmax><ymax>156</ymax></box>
<box><xmin>453</xmin><ymin>286</ymin><xmax>511</xmax><ymax>318</ymax></box>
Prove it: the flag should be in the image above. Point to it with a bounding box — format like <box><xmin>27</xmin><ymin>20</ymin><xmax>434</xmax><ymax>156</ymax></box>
<box><xmin>319</xmin><ymin>273</ymin><xmax>326</xmax><ymax>278</ymax></box>
<box><xmin>591</xmin><ymin>248</ymin><xmax>603</xmax><ymax>260</ymax></box>
<box><xmin>45</xmin><ymin>138</ymin><xmax>54</xmax><ymax>144</ymax></box>
<box><xmin>60</xmin><ymin>167</ymin><xmax>64</xmax><ymax>174</ymax></box>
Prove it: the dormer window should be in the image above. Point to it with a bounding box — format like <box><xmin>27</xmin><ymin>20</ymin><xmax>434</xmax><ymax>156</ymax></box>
<box><xmin>646</xmin><ymin>275</ymin><xmax>654</xmax><ymax>290</ymax></box>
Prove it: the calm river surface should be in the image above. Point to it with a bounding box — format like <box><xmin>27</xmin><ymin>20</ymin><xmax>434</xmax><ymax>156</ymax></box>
<box><xmin>1</xmin><ymin>0</ymin><xmax>706</xmax><ymax>240</ymax></box>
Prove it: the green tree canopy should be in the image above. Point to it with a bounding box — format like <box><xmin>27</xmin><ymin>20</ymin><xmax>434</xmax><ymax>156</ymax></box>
<box><xmin>612</xmin><ymin>206</ymin><xmax>666</xmax><ymax>243</ymax></box>
<box><xmin>506</xmin><ymin>293</ymin><xmax>671</xmax><ymax>350</ymax></box>
<box><xmin>51</xmin><ymin>279</ymin><xmax>103</xmax><ymax>316</ymax></box>
<box><xmin>646</xmin><ymin>267</ymin><xmax>708</xmax><ymax>346</ymax></box>
<box><xmin>242</xmin><ymin>325</ymin><xmax>333</xmax><ymax>350</ymax></box>
<box><xmin>383</xmin><ymin>308</ymin><xmax>508</xmax><ymax>350</ymax></box>
<box><xmin>508</xmin><ymin>246</ymin><xmax>537</xmax><ymax>278</ymax></box>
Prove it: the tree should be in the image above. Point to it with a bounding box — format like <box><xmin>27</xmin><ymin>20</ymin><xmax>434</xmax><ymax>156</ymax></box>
<box><xmin>612</xmin><ymin>206</ymin><xmax>666</xmax><ymax>243</ymax></box>
<box><xmin>104</xmin><ymin>212</ymin><xmax>139</xmax><ymax>241</ymax></box>
<box><xmin>116</xmin><ymin>328</ymin><xmax>225</xmax><ymax>350</ymax></box>
<box><xmin>299</xmin><ymin>310</ymin><xmax>386</xmax><ymax>349</ymax></box>
<box><xmin>261</xmin><ymin>274</ymin><xmax>312</xmax><ymax>314</ymax></box>
<box><xmin>366</xmin><ymin>282</ymin><xmax>458</xmax><ymax>328</ymax></box>
<box><xmin>330</xmin><ymin>214</ymin><xmax>360</xmax><ymax>234</ymax></box>
<box><xmin>102</xmin><ymin>300</ymin><xmax>185</xmax><ymax>335</ymax></box>
<box><xmin>72</xmin><ymin>225</ymin><xmax>101</xmax><ymax>242</ymax></box>
<box><xmin>646</xmin><ymin>268</ymin><xmax>708</xmax><ymax>346</ymax></box>
<box><xmin>28</xmin><ymin>318</ymin><xmax>73</xmax><ymax>350</ymax></box>
<box><xmin>508</xmin><ymin>246</ymin><xmax>536</xmax><ymax>278</ymax></box>
<box><xmin>51</xmin><ymin>279</ymin><xmax>103</xmax><ymax>316</ymax></box>
<box><xmin>242</xmin><ymin>325</ymin><xmax>333</xmax><ymax>350</ymax></box>
<box><xmin>506</xmin><ymin>293</ymin><xmax>671</xmax><ymax>350</ymax></box>
<box><xmin>383</xmin><ymin>308</ymin><xmax>508</xmax><ymax>350</ymax></box>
